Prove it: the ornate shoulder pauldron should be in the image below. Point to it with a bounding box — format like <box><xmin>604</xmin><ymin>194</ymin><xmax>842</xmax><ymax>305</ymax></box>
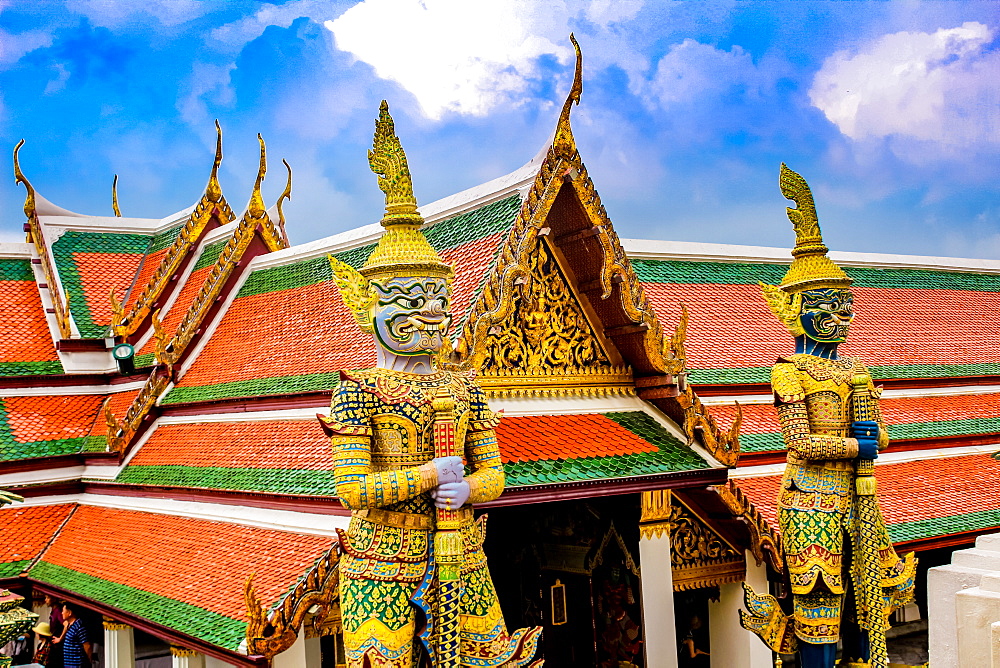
<box><xmin>783</xmin><ymin>354</ymin><xmax>861</xmax><ymax>385</ymax></box>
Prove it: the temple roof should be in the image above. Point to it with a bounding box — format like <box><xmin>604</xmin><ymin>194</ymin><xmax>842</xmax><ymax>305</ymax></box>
<box><xmin>0</xmin><ymin>254</ymin><xmax>63</xmax><ymax>376</ymax></box>
<box><xmin>165</xmin><ymin>194</ymin><xmax>523</xmax><ymax>405</ymax></box>
<box><xmin>23</xmin><ymin>504</ymin><xmax>338</xmax><ymax>653</ymax></box>
<box><xmin>735</xmin><ymin>451</ymin><xmax>1000</xmax><ymax>548</ymax></box>
<box><xmin>631</xmin><ymin>244</ymin><xmax>1000</xmax><ymax>386</ymax></box>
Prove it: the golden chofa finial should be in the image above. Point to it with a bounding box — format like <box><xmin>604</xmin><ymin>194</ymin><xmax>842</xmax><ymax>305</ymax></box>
<box><xmin>275</xmin><ymin>158</ymin><xmax>292</xmax><ymax>244</ymax></box>
<box><xmin>248</xmin><ymin>134</ymin><xmax>266</xmax><ymax>218</ymax></box>
<box><xmin>554</xmin><ymin>33</ymin><xmax>583</xmax><ymax>159</ymax></box>
<box><xmin>112</xmin><ymin>174</ymin><xmax>122</xmax><ymax>217</ymax></box>
<box><xmin>206</xmin><ymin>120</ymin><xmax>223</xmax><ymax>202</ymax></box>
<box><xmin>369</xmin><ymin>100</ymin><xmax>422</xmax><ymax>228</ymax></box>
<box><xmin>12</xmin><ymin>140</ymin><xmax>35</xmax><ymax>220</ymax></box>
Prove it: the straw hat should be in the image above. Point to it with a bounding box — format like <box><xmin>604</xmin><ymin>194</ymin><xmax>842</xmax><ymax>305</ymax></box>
<box><xmin>32</xmin><ymin>622</ymin><xmax>52</xmax><ymax>637</ymax></box>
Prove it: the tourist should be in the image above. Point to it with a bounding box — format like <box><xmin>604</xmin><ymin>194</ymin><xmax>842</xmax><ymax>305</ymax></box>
<box><xmin>52</xmin><ymin>602</ymin><xmax>90</xmax><ymax>668</ymax></box>
<box><xmin>32</xmin><ymin>621</ymin><xmax>54</xmax><ymax>666</ymax></box>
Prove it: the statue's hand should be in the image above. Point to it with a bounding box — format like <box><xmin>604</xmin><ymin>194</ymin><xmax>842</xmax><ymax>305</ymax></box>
<box><xmin>432</xmin><ymin>456</ymin><xmax>464</xmax><ymax>484</ymax></box>
<box><xmin>432</xmin><ymin>481</ymin><xmax>471</xmax><ymax>509</ymax></box>
<box><xmin>851</xmin><ymin>420</ymin><xmax>879</xmax><ymax>460</ymax></box>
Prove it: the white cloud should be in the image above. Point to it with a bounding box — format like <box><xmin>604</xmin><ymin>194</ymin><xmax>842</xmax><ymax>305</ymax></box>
<box><xmin>177</xmin><ymin>62</ymin><xmax>235</xmax><ymax>126</ymax></box>
<box><xmin>585</xmin><ymin>0</ymin><xmax>643</xmax><ymax>25</ymax></box>
<box><xmin>210</xmin><ymin>0</ymin><xmax>336</xmax><ymax>53</ymax></box>
<box><xmin>810</xmin><ymin>22</ymin><xmax>1000</xmax><ymax>147</ymax></box>
<box><xmin>326</xmin><ymin>0</ymin><xmax>579</xmax><ymax>119</ymax></box>
<box><xmin>645</xmin><ymin>39</ymin><xmax>763</xmax><ymax>108</ymax></box>
<box><xmin>0</xmin><ymin>28</ymin><xmax>53</xmax><ymax>68</ymax></box>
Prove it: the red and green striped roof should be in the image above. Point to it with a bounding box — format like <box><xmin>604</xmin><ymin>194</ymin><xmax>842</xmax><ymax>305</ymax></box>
<box><xmin>635</xmin><ymin>259</ymin><xmax>1000</xmax><ymax>385</ymax></box>
<box><xmin>111</xmin><ymin>411</ymin><xmax>707</xmax><ymax>494</ymax></box>
<box><xmin>164</xmin><ymin>195</ymin><xmax>522</xmax><ymax>406</ymax></box>
<box><xmin>0</xmin><ymin>394</ymin><xmax>106</xmax><ymax>461</ymax></box>
<box><xmin>0</xmin><ymin>259</ymin><xmax>62</xmax><ymax>375</ymax></box>
<box><xmin>0</xmin><ymin>504</ymin><xmax>75</xmax><ymax>579</ymax></box>
<box><xmin>736</xmin><ymin>452</ymin><xmax>1000</xmax><ymax>544</ymax></box>
<box><xmin>712</xmin><ymin>392</ymin><xmax>1000</xmax><ymax>454</ymax></box>
<box><xmin>133</xmin><ymin>237</ymin><xmax>229</xmax><ymax>367</ymax></box>
<box><xmin>28</xmin><ymin>504</ymin><xmax>336</xmax><ymax>650</ymax></box>
<box><xmin>51</xmin><ymin>230</ymin><xmax>162</xmax><ymax>338</ymax></box>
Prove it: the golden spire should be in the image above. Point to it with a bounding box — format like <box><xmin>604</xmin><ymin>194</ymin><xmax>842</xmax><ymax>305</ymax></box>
<box><xmin>554</xmin><ymin>34</ymin><xmax>583</xmax><ymax>159</ymax></box>
<box><xmin>206</xmin><ymin>120</ymin><xmax>223</xmax><ymax>202</ymax></box>
<box><xmin>248</xmin><ymin>134</ymin><xmax>266</xmax><ymax>218</ymax></box>
<box><xmin>13</xmin><ymin>140</ymin><xmax>35</xmax><ymax>219</ymax></box>
<box><xmin>369</xmin><ymin>100</ymin><xmax>422</xmax><ymax>228</ymax></box>
<box><xmin>774</xmin><ymin>163</ymin><xmax>851</xmax><ymax>293</ymax></box>
<box><xmin>358</xmin><ymin>100</ymin><xmax>452</xmax><ymax>281</ymax></box>
<box><xmin>112</xmin><ymin>174</ymin><xmax>122</xmax><ymax>217</ymax></box>
<box><xmin>276</xmin><ymin>158</ymin><xmax>292</xmax><ymax>244</ymax></box>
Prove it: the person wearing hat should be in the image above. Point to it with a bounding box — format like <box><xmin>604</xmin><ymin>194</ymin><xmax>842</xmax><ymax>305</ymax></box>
<box><xmin>32</xmin><ymin>620</ymin><xmax>53</xmax><ymax>666</ymax></box>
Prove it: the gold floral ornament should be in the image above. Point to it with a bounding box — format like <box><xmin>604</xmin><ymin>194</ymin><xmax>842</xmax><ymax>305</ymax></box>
<box><xmin>330</xmin><ymin>101</ymin><xmax>454</xmax><ymax>331</ymax></box>
<box><xmin>759</xmin><ymin>164</ymin><xmax>852</xmax><ymax>335</ymax></box>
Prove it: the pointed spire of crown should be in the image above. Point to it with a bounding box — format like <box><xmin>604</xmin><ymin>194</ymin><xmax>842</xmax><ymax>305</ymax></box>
<box><xmin>776</xmin><ymin>164</ymin><xmax>851</xmax><ymax>293</ymax></box>
<box><xmin>359</xmin><ymin>101</ymin><xmax>452</xmax><ymax>282</ymax></box>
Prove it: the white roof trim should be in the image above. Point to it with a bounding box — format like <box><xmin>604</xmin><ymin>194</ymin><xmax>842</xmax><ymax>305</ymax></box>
<box><xmin>14</xmin><ymin>493</ymin><xmax>350</xmax><ymax>537</ymax></box>
<box><xmin>622</xmin><ymin>238</ymin><xmax>1000</xmax><ymax>273</ymax></box>
<box><xmin>247</xmin><ymin>144</ymin><xmax>545</xmax><ymax>271</ymax></box>
<box><xmin>0</xmin><ymin>243</ymin><xmax>32</xmax><ymax>259</ymax></box>
<box><xmin>732</xmin><ymin>443</ymin><xmax>1000</xmax><ymax>479</ymax></box>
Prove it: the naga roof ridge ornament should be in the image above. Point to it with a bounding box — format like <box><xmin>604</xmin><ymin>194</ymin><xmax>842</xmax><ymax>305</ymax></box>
<box><xmin>13</xmin><ymin>139</ymin><xmax>35</xmax><ymax>220</ymax></box>
<box><xmin>112</xmin><ymin>174</ymin><xmax>122</xmax><ymax>217</ymax></box>
<box><xmin>760</xmin><ymin>164</ymin><xmax>852</xmax><ymax>336</ymax></box>
<box><xmin>275</xmin><ymin>159</ymin><xmax>292</xmax><ymax>246</ymax></box>
<box><xmin>248</xmin><ymin>134</ymin><xmax>267</xmax><ymax>218</ymax></box>
<box><xmin>553</xmin><ymin>33</ymin><xmax>583</xmax><ymax>159</ymax></box>
<box><xmin>206</xmin><ymin>119</ymin><xmax>223</xmax><ymax>202</ymax></box>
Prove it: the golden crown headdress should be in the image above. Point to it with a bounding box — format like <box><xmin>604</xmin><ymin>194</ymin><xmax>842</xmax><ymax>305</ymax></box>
<box><xmin>760</xmin><ymin>164</ymin><xmax>852</xmax><ymax>335</ymax></box>
<box><xmin>329</xmin><ymin>101</ymin><xmax>454</xmax><ymax>332</ymax></box>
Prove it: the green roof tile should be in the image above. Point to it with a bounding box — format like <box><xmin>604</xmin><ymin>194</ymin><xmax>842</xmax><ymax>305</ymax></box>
<box><xmin>634</xmin><ymin>258</ymin><xmax>1000</xmax><ymax>292</ymax></box>
<box><xmin>30</xmin><ymin>561</ymin><xmax>246</xmax><ymax>649</ymax></box>
<box><xmin>162</xmin><ymin>372</ymin><xmax>341</xmax><ymax>405</ymax></box>
<box><xmin>0</xmin><ymin>361</ymin><xmax>64</xmax><ymax>377</ymax></box>
<box><xmin>0</xmin><ymin>259</ymin><xmax>35</xmax><ymax>282</ymax></box>
<box><xmin>689</xmin><ymin>363</ymin><xmax>1000</xmax><ymax>386</ymax></box>
<box><xmin>113</xmin><ymin>466</ymin><xmax>338</xmax><ymax>496</ymax></box>
<box><xmin>888</xmin><ymin>509</ymin><xmax>1000</xmax><ymax>543</ymax></box>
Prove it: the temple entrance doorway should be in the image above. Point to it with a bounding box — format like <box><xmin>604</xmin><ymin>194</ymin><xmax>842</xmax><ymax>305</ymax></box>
<box><xmin>483</xmin><ymin>495</ymin><xmax>644</xmax><ymax>668</ymax></box>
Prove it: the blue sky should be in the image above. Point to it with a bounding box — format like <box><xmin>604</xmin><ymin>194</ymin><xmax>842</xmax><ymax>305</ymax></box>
<box><xmin>1</xmin><ymin>0</ymin><xmax>998</xmax><ymax>258</ymax></box>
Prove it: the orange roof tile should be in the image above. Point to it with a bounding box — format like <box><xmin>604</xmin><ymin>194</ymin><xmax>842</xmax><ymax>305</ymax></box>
<box><xmin>136</xmin><ymin>265</ymin><xmax>214</xmax><ymax>357</ymax></box>
<box><xmin>709</xmin><ymin>392</ymin><xmax>1000</xmax><ymax>443</ymax></box>
<box><xmin>177</xmin><ymin>280</ymin><xmax>373</xmax><ymax>388</ymax></box>
<box><xmin>736</xmin><ymin>453</ymin><xmax>1000</xmax><ymax>531</ymax></box>
<box><xmin>496</xmin><ymin>414</ymin><xmax>659</xmax><ymax>463</ymax></box>
<box><xmin>72</xmin><ymin>252</ymin><xmax>144</xmax><ymax>327</ymax></box>
<box><xmin>124</xmin><ymin>248</ymin><xmax>169</xmax><ymax>310</ymax></box>
<box><xmin>645</xmin><ymin>283</ymin><xmax>1000</xmax><ymax>371</ymax></box>
<box><xmin>129</xmin><ymin>421</ymin><xmax>330</xmax><ymax>469</ymax></box>
<box><xmin>0</xmin><ymin>280</ymin><xmax>58</xmax><ymax>363</ymax></box>
<box><xmin>38</xmin><ymin>505</ymin><xmax>335</xmax><ymax>620</ymax></box>
<box><xmin>3</xmin><ymin>395</ymin><xmax>106</xmax><ymax>443</ymax></box>
<box><xmin>0</xmin><ymin>504</ymin><xmax>75</xmax><ymax>566</ymax></box>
